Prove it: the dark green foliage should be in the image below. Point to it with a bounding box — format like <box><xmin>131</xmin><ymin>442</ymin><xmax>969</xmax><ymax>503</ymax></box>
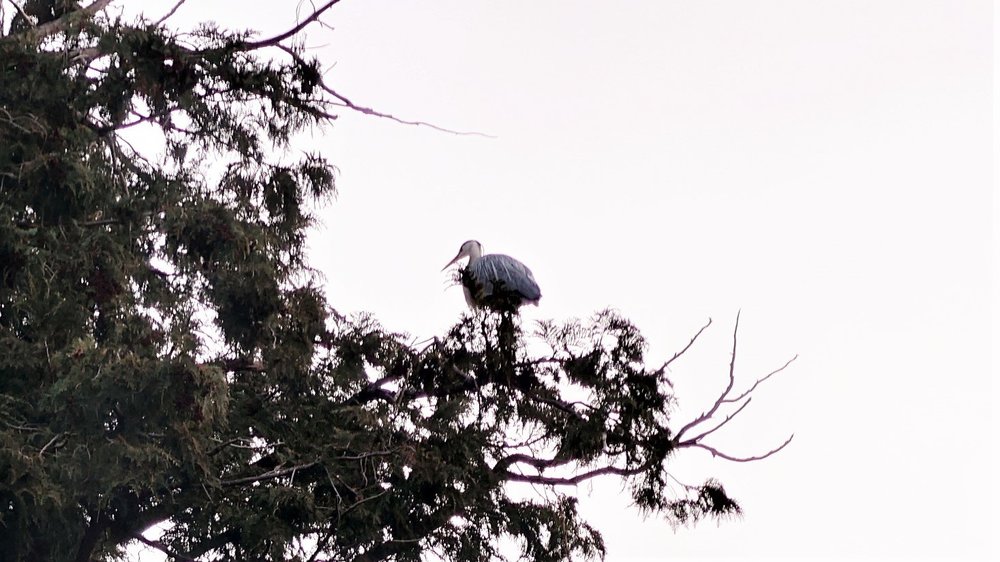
<box><xmin>0</xmin><ymin>4</ymin><xmax>757</xmax><ymax>562</ymax></box>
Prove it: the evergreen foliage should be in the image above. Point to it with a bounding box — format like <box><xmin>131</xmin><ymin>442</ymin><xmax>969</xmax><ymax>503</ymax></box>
<box><xmin>0</xmin><ymin>3</ymin><xmax>789</xmax><ymax>561</ymax></box>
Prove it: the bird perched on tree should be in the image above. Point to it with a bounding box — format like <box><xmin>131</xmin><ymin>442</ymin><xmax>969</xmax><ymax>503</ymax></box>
<box><xmin>442</xmin><ymin>240</ymin><xmax>541</xmax><ymax>312</ymax></box>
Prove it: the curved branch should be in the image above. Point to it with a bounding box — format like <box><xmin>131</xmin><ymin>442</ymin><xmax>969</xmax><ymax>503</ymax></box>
<box><xmin>154</xmin><ymin>0</ymin><xmax>187</xmax><ymax>26</ymax></box>
<box><xmin>243</xmin><ymin>0</ymin><xmax>343</xmax><ymax>50</ymax></box>
<box><xmin>681</xmin><ymin>434</ymin><xmax>794</xmax><ymax>463</ymax></box>
<box><xmin>272</xmin><ymin>43</ymin><xmax>493</xmax><ymax>137</ymax></box>
<box><xmin>659</xmin><ymin>317</ymin><xmax>712</xmax><ymax>377</ymax></box>
<box><xmin>722</xmin><ymin>354</ymin><xmax>798</xmax><ymax>404</ymax></box>
<box><xmin>670</xmin><ymin>312</ymin><xmax>796</xmax><ymax>465</ymax></box>
<box><xmin>221</xmin><ymin>461</ymin><xmax>318</xmax><ymax>487</ymax></box>
<box><xmin>5</xmin><ymin>0</ymin><xmax>113</xmax><ymax>44</ymax></box>
<box><xmin>674</xmin><ymin>311</ymin><xmax>741</xmax><ymax>441</ymax></box>
<box><xmin>684</xmin><ymin>397</ymin><xmax>753</xmax><ymax>444</ymax></box>
<box><xmin>499</xmin><ymin>464</ymin><xmax>642</xmax><ymax>486</ymax></box>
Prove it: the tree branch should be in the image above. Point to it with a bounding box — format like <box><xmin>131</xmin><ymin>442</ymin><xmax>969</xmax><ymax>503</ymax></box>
<box><xmin>243</xmin><ymin>0</ymin><xmax>343</xmax><ymax>50</ymax></box>
<box><xmin>499</xmin><ymin>464</ymin><xmax>643</xmax><ymax>486</ymax></box>
<box><xmin>6</xmin><ymin>0</ymin><xmax>113</xmax><ymax>44</ymax></box>
<box><xmin>722</xmin><ymin>354</ymin><xmax>798</xmax><ymax>404</ymax></box>
<box><xmin>5</xmin><ymin>0</ymin><xmax>32</xmax><ymax>29</ymax></box>
<box><xmin>351</xmin><ymin>506</ymin><xmax>461</xmax><ymax>562</ymax></box>
<box><xmin>74</xmin><ymin>508</ymin><xmax>110</xmax><ymax>562</ymax></box>
<box><xmin>681</xmin><ymin>434</ymin><xmax>794</xmax><ymax>463</ymax></box>
<box><xmin>674</xmin><ymin>311</ymin><xmax>741</xmax><ymax>441</ymax></box>
<box><xmin>272</xmin><ymin>43</ymin><xmax>493</xmax><ymax>137</ymax></box>
<box><xmin>682</xmin><ymin>397</ymin><xmax>752</xmax><ymax>444</ymax></box>
<box><xmin>154</xmin><ymin>0</ymin><xmax>188</xmax><ymax>26</ymax></box>
<box><xmin>131</xmin><ymin>532</ymin><xmax>197</xmax><ymax>562</ymax></box>
<box><xmin>181</xmin><ymin>529</ymin><xmax>241</xmax><ymax>561</ymax></box>
<box><xmin>670</xmin><ymin>312</ymin><xmax>796</xmax><ymax>464</ymax></box>
<box><xmin>492</xmin><ymin>453</ymin><xmax>573</xmax><ymax>474</ymax></box>
<box><xmin>221</xmin><ymin>461</ymin><xmax>318</xmax><ymax>487</ymax></box>
<box><xmin>660</xmin><ymin>317</ymin><xmax>712</xmax><ymax>374</ymax></box>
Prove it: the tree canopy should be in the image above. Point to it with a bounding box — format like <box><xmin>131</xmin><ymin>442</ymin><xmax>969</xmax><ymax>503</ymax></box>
<box><xmin>0</xmin><ymin>2</ymin><xmax>793</xmax><ymax>561</ymax></box>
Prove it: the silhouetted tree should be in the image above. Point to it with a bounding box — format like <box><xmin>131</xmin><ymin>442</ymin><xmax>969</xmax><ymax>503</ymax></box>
<box><xmin>0</xmin><ymin>2</ymin><xmax>793</xmax><ymax>561</ymax></box>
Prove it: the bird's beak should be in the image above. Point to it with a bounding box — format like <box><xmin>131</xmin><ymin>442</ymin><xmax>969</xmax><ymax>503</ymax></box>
<box><xmin>441</xmin><ymin>252</ymin><xmax>463</xmax><ymax>272</ymax></box>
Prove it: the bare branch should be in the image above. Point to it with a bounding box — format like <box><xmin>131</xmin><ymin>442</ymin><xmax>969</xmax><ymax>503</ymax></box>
<box><xmin>221</xmin><ymin>461</ymin><xmax>318</xmax><ymax>487</ymax></box>
<box><xmin>500</xmin><ymin>464</ymin><xmax>642</xmax><ymax>486</ymax></box>
<box><xmin>674</xmin><ymin>311</ymin><xmax>741</xmax><ymax>441</ymax></box>
<box><xmin>327</xmin><ymin>89</ymin><xmax>495</xmax><ymax>138</ymax></box>
<box><xmin>683</xmin><ymin>397</ymin><xmax>753</xmax><ymax>444</ymax></box>
<box><xmin>722</xmin><ymin>354</ymin><xmax>798</xmax><ymax>404</ymax></box>
<box><xmin>6</xmin><ymin>0</ymin><xmax>33</xmax><ymax>28</ymax></box>
<box><xmin>681</xmin><ymin>434</ymin><xmax>794</xmax><ymax>463</ymax></box>
<box><xmin>668</xmin><ymin>312</ymin><xmax>795</xmax><ymax>465</ymax></box>
<box><xmin>38</xmin><ymin>432</ymin><xmax>67</xmax><ymax>457</ymax></box>
<box><xmin>5</xmin><ymin>0</ymin><xmax>113</xmax><ymax>44</ymax></box>
<box><xmin>206</xmin><ymin>437</ymin><xmax>254</xmax><ymax>456</ymax></box>
<box><xmin>660</xmin><ymin>317</ymin><xmax>712</xmax><ymax>372</ymax></box>
<box><xmin>154</xmin><ymin>0</ymin><xmax>187</xmax><ymax>26</ymax></box>
<box><xmin>271</xmin><ymin>43</ymin><xmax>493</xmax><ymax>137</ymax></box>
<box><xmin>243</xmin><ymin>0</ymin><xmax>343</xmax><ymax>50</ymax></box>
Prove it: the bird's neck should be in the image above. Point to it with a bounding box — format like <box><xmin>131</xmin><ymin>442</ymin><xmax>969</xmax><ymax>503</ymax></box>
<box><xmin>466</xmin><ymin>246</ymin><xmax>483</xmax><ymax>264</ymax></box>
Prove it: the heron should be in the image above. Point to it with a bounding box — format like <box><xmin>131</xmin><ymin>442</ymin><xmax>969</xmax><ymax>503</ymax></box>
<box><xmin>442</xmin><ymin>240</ymin><xmax>541</xmax><ymax>312</ymax></box>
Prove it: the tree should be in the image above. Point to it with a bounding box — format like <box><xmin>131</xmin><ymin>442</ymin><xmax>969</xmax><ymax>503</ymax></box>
<box><xmin>0</xmin><ymin>2</ymin><xmax>794</xmax><ymax>561</ymax></box>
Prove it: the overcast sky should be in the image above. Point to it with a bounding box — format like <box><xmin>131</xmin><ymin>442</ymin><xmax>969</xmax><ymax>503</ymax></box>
<box><xmin>125</xmin><ymin>1</ymin><xmax>995</xmax><ymax>560</ymax></box>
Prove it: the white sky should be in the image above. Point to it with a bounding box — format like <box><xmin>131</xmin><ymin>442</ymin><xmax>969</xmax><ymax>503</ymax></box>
<box><xmin>121</xmin><ymin>1</ymin><xmax>995</xmax><ymax>561</ymax></box>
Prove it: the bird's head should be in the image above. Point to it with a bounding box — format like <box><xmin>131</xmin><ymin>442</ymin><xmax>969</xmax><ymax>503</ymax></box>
<box><xmin>441</xmin><ymin>240</ymin><xmax>483</xmax><ymax>271</ymax></box>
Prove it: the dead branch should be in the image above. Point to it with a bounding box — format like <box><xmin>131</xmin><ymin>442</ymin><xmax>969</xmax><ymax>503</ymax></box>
<box><xmin>38</xmin><ymin>431</ymin><xmax>67</xmax><ymax>457</ymax></box>
<box><xmin>671</xmin><ymin>311</ymin><xmax>795</xmax><ymax>463</ymax></box>
<box><xmin>722</xmin><ymin>354</ymin><xmax>798</xmax><ymax>404</ymax></box>
<box><xmin>270</xmin><ymin>43</ymin><xmax>492</xmax><ymax>137</ymax></box>
<box><xmin>674</xmin><ymin>311</ymin><xmax>741</xmax><ymax>442</ymax></box>
<box><xmin>243</xmin><ymin>0</ymin><xmax>343</xmax><ymax>50</ymax></box>
<box><xmin>681</xmin><ymin>434</ymin><xmax>794</xmax><ymax>463</ymax></box>
<box><xmin>656</xmin><ymin>317</ymin><xmax>713</xmax><ymax>387</ymax></box>
<box><xmin>221</xmin><ymin>461</ymin><xmax>319</xmax><ymax>487</ymax></box>
<box><xmin>661</xmin><ymin>318</ymin><xmax>712</xmax><ymax>371</ymax></box>
<box><xmin>154</xmin><ymin>0</ymin><xmax>187</xmax><ymax>26</ymax></box>
<box><xmin>683</xmin><ymin>397</ymin><xmax>752</xmax><ymax>444</ymax></box>
<box><xmin>5</xmin><ymin>0</ymin><xmax>32</xmax><ymax>29</ymax></box>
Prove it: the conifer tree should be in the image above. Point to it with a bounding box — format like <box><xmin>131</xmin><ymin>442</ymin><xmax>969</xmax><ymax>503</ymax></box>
<box><xmin>0</xmin><ymin>2</ymin><xmax>792</xmax><ymax>561</ymax></box>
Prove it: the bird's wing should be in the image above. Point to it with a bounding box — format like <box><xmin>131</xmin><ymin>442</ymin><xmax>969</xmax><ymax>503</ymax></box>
<box><xmin>474</xmin><ymin>254</ymin><xmax>541</xmax><ymax>301</ymax></box>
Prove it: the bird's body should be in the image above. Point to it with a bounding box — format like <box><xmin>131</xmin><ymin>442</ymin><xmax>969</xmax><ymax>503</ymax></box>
<box><xmin>443</xmin><ymin>240</ymin><xmax>541</xmax><ymax>311</ymax></box>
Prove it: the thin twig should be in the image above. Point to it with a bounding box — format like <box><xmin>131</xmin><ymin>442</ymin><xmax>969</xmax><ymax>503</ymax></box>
<box><xmin>5</xmin><ymin>0</ymin><xmax>33</xmax><ymax>28</ymax></box>
<box><xmin>722</xmin><ymin>354</ymin><xmax>798</xmax><ymax>404</ymax></box>
<box><xmin>661</xmin><ymin>317</ymin><xmax>713</xmax><ymax>372</ymax></box>
<box><xmin>683</xmin><ymin>397</ymin><xmax>753</xmax><ymax>444</ymax></box>
<box><xmin>674</xmin><ymin>311</ymin><xmax>741</xmax><ymax>441</ymax></box>
<box><xmin>38</xmin><ymin>432</ymin><xmax>66</xmax><ymax>458</ymax></box>
<box><xmin>243</xmin><ymin>0</ymin><xmax>342</xmax><ymax>50</ymax></box>
<box><xmin>682</xmin><ymin>434</ymin><xmax>794</xmax><ymax>463</ymax></box>
<box><xmin>154</xmin><ymin>0</ymin><xmax>187</xmax><ymax>26</ymax></box>
<box><xmin>221</xmin><ymin>461</ymin><xmax>318</xmax><ymax>487</ymax></box>
<box><xmin>273</xmin><ymin>43</ymin><xmax>493</xmax><ymax>137</ymax></box>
